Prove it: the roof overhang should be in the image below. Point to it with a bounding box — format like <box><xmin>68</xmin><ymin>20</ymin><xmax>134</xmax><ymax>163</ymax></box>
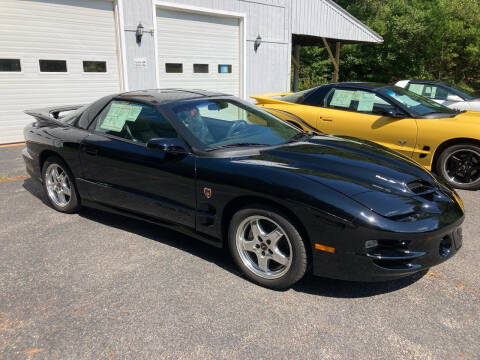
<box><xmin>292</xmin><ymin>0</ymin><xmax>383</xmax><ymax>45</ymax></box>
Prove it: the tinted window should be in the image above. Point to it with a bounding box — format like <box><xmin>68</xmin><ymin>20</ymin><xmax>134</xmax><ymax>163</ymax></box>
<box><xmin>0</xmin><ymin>59</ymin><xmax>21</xmax><ymax>72</ymax></box>
<box><xmin>165</xmin><ymin>63</ymin><xmax>183</xmax><ymax>73</ymax></box>
<box><xmin>83</xmin><ymin>61</ymin><xmax>107</xmax><ymax>72</ymax></box>
<box><xmin>380</xmin><ymin>86</ymin><xmax>457</xmax><ymax>116</ymax></box>
<box><xmin>39</xmin><ymin>60</ymin><xmax>67</xmax><ymax>72</ymax></box>
<box><xmin>77</xmin><ymin>95</ymin><xmax>115</xmax><ymax>129</ymax></box>
<box><xmin>447</xmin><ymin>84</ymin><xmax>474</xmax><ymax>100</ymax></box>
<box><xmin>193</xmin><ymin>64</ymin><xmax>208</xmax><ymax>73</ymax></box>
<box><xmin>94</xmin><ymin>101</ymin><xmax>177</xmax><ymax>143</ymax></box>
<box><xmin>407</xmin><ymin>83</ymin><xmax>449</xmax><ymax>100</ymax></box>
<box><xmin>171</xmin><ymin>99</ymin><xmax>299</xmax><ymax>148</ymax></box>
<box><xmin>324</xmin><ymin>88</ymin><xmax>397</xmax><ymax>116</ymax></box>
<box><xmin>281</xmin><ymin>89</ymin><xmax>313</xmax><ymax>104</ymax></box>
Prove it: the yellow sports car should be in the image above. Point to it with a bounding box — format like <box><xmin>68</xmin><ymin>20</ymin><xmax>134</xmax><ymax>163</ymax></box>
<box><xmin>252</xmin><ymin>83</ymin><xmax>480</xmax><ymax>190</ymax></box>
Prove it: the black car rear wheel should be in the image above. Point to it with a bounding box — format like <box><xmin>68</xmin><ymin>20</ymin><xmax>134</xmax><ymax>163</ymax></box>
<box><xmin>437</xmin><ymin>144</ymin><xmax>480</xmax><ymax>190</ymax></box>
<box><xmin>42</xmin><ymin>156</ymin><xmax>80</xmax><ymax>213</ymax></box>
<box><xmin>228</xmin><ymin>205</ymin><xmax>308</xmax><ymax>290</ymax></box>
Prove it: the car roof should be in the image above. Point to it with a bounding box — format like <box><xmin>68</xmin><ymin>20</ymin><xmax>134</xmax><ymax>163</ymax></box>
<box><xmin>325</xmin><ymin>82</ymin><xmax>390</xmax><ymax>90</ymax></box>
<box><xmin>408</xmin><ymin>80</ymin><xmax>444</xmax><ymax>85</ymax></box>
<box><xmin>116</xmin><ymin>88</ymin><xmax>231</xmax><ymax>105</ymax></box>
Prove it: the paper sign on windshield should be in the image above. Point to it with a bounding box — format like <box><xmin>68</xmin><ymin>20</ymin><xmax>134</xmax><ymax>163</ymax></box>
<box><xmin>357</xmin><ymin>92</ymin><xmax>376</xmax><ymax>112</ymax></box>
<box><xmin>408</xmin><ymin>84</ymin><xmax>424</xmax><ymax>95</ymax></box>
<box><xmin>330</xmin><ymin>90</ymin><xmax>354</xmax><ymax>108</ymax></box>
<box><xmin>100</xmin><ymin>102</ymin><xmax>143</xmax><ymax>132</ymax></box>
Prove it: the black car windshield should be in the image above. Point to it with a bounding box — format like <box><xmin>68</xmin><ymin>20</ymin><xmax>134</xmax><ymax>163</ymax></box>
<box><xmin>446</xmin><ymin>84</ymin><xmax>475</xmax><ymax>100</ymax></box>
<box><xmin>380</xmin><ymin>86</ymin><xmax>458</xmax><ymax>116</ymax></box>
<box><xmin>171</xmin><ymin>99</ymin><xmax>300</xmax><ymax>149</ymax></box>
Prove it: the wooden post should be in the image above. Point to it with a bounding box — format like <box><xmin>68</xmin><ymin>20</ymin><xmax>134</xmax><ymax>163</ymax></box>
<box><xmin>322</xmin><ymin>37</ymin><xmax>340</xmax><ymax>82</ymax></box>
<box><xmin>334</xmin><ymin>41</ymin><xmax>341</xmax><ymax>82</ymax></box>
<box><xmin>293</xmin><ymin>44</ymin><xmax>301</xmax><ymax>92</ymax></box>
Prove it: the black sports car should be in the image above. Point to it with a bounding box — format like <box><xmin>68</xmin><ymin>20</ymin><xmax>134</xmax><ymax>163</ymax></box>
<box><xmin>22</xmin><ymin>89</ymin><xmax>464</xmax><ymax>289</ymax></box>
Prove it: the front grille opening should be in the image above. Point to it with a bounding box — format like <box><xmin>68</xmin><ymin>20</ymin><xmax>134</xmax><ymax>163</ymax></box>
<box><xmin>373</xmin><ymin>259</ymin><xmax>421</xmax><ymax>270</ymax></box>
<box><xmin>439</xmin><ymin>236</ymin><xmax>452</xmax><ymax>258</ymax></box>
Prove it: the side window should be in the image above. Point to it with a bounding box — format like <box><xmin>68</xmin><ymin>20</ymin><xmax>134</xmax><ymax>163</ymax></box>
<box><xmin>407</xmin><ymin>83</ymin><xmax>449</xmax><ymax>100</ymax></box>
<box><xmin>324</xmin><ymin>89</ymin><xmax>396</xmax><ymax>115</ymax></box>
<box><xmin>93</xmin><ymin>101</ymin><xmax>177</xmax><ymax>143</ymax></box>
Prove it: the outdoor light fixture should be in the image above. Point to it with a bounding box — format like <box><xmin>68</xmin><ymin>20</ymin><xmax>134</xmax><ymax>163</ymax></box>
<box><xmin>136</xmin><ymin>22</ymin><xmax>144</xmax><ymax>43</ymax></box>
<box><xmin>254</xmin><ymin>34</ymin><xmax>262</xmax><ymax>52</ymax></box>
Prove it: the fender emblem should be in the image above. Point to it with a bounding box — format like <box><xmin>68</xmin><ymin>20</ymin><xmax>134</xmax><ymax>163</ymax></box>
<box><xmin>203</xmin><ymin>187</ymin><xmax>212</xmax><ymax>199</ymax></box>
<box><xmin>398</xmin><ymin>140</ymin><xmax>407</xmax><ymax>146</ymax></box>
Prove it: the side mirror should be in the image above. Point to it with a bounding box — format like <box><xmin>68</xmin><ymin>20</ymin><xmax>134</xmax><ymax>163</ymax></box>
<box><xmin>146</xmin><ymin>138</ymin><xmax>189</xmax><ymax>156</ymax></box>
<box><xmin>446</xmin><ymin>94</ymin><xmax>463</xmax><ymax>102</ymax></box>
<box><xmin>382</xmin><ymin>108</ymin><xmax>406</xmax><ymax>118</ymax></box>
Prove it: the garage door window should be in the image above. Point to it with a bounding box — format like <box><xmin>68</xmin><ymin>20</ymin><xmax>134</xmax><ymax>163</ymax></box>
<box><xmin>39</xmin><ymin>60</ymin><xmax>67</xmax><ymax>72</ymax></box>
<box><xmin>83</xmin><ymin>61</ymin><xmax>107</xmax><ymax>73</ymax></box>
<box><xmin>165</xmin><ymin>63</ymin><xmax>183</xmax><ymax>73</ymax></box>
<box><xmin>218</xmin><ymin>64</ymin><xmax>232</xmax><ymax>73</ymax></box>
<box><xmin>193</xmin><ymin>64</ymin><xmax>209</xmax><ymax>73</ymax></box>
<box><xmin>0</xmin><ymin>59</ymin><xmax>21</xmax><ymax>72</ymax></box>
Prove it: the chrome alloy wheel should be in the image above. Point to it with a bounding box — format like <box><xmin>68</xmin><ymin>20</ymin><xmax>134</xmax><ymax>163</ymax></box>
<box><xmin>235</xmin><ymin>216</ymin><xmax>293</xmax><ymax>280</ymax></box>
<box><xmin>45</xmin><ymin>164</ymin><xmax>72</xmax><ymax>207</ymax></box>
<box><xmin>444</xmin><ymin>149</ymin><xmax>480</xmax><ymax>185</ymax></box>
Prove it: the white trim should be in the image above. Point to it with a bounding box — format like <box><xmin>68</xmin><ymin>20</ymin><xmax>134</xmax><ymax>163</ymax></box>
<box><xmin>152</xmin><ymin>0</ymin><xmax>160</xmax><ymax>92</ymax></box>
<box><xmin>152</xmin><ymin>0</ymin><xmax>247</xmax><ymax>99</ymax></box>
<box><xmin>115</xmin><ymin>0</ymin><xmax>129</xmax><ymax>91</ymax></box>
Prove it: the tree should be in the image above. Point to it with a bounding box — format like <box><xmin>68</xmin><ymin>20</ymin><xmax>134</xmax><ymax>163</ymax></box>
<box><xmin>297</xmin><ymin>0</ymin><xmax>480</xmax><ymax>92</ymax></box>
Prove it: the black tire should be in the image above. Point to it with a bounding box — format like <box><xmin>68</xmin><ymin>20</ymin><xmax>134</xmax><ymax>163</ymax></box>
<box><xmin>41</xmin><ymin>155</ymin><xmax>81</xmax><ymax>213</ymax></box>
<box><xmin>436</xmin><ymin>143</ymin><xmax>480</xmax><ymax>190</ymax></box>
<box><xmin>228</xmin><ymin>205</ymin><xmax>308</xmax><ymax>290</ymax></box>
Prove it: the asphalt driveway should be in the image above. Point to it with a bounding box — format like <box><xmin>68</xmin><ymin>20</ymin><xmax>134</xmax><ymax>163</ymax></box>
<box><xmin>0</xmin><ymin>145</ymin><xmax>479</xmax><ymax>359</ymax></box>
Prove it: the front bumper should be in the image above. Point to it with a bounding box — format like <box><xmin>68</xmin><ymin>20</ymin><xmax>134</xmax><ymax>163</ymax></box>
<box><xmin>311</xmin><ymin>217</ymin><xmax>464</xmax><ymax>282</ymax></box>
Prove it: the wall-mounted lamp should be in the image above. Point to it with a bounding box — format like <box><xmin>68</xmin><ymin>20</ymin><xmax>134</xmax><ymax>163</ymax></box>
<box><xmin>136</xmin><ymin>22</ymin><xmax>144</xmax><ymax>44</ymax></box>
<box><xmin>254</xmin><ymin>34</ymin><xmax>262</xmax><ymax>52</ymax></box>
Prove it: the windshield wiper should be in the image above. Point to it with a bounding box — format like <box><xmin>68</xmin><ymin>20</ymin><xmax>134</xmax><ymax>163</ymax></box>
<box><xmin>206</xmin><ymin>143</ymin><xmax>271</xmax><ymax>151</ymax></box>
<box><xmin>286</xmin><ymin>131</ymin><xmax>315</xmax><ymax>143</ymax></box>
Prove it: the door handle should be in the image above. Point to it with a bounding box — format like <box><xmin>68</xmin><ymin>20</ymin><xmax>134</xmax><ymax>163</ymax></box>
<box><xmin>82</xmin><ymin>146</ymin><xmax>98</xmax><ymax>156</ymax></box>
<box><xmin>320</xmin><ymin>117</ymin><xmax>333</xmax><ymax>122</ymax></box>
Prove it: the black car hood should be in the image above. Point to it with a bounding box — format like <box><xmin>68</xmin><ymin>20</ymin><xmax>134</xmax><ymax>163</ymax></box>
<box><xmin>243</xmin><ymin>135</ymin><xmax>455</xmax><ymax>219</ymax></box>
<box><xmin>257</xmin><ymin>135</ymin><xmax>434</xmax><ymax>196</ymax></box>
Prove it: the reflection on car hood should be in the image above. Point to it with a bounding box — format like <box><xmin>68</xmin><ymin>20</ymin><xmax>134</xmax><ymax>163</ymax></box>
<box><xmin>253</xmin><ymin>135</ymin><xmax>436</xmax><ymax>197</ymax></box>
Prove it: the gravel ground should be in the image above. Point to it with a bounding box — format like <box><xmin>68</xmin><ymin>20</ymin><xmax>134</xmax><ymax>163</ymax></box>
<box><xmin>0</xmin><ymin>145</ymin><xmax>479</xmax><ymax>360</ymax></box>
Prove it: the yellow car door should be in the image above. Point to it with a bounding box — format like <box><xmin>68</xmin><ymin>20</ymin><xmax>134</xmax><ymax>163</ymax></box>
<box><xmin>261</xmin><ymin>103</ymin><xmax>333</xmax><ymax>133</ymax></box>
<box><xmin>320</xmin><ymin>87</ymin><xmax>418</xmax><ymax>158</ymax></box>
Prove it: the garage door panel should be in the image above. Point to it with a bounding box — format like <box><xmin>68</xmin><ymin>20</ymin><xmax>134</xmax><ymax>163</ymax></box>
<box><xmin>156</xmin><ymin>8</ymin><xmax>240</xmax><ymax>96</ymax></box>
<box><xmin>0</xmin><ymin>0</ymin><xmax>120</xmax><ymax>143</ymax></box>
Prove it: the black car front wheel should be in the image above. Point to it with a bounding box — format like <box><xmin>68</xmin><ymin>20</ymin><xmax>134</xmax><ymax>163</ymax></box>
<box><xmin>42</xmin><ymin>156</ymin><xmax>80</xmax><ymax>213</ymax></box>
<box><xmin>228</xmin><ymin>205</ymin><xmax>308</xmax><ymax>290</ymax></box>
<box><xmin>437</xmin><ymin>144</ymin><xmax>480</xmax><ymax>190</ymax></box>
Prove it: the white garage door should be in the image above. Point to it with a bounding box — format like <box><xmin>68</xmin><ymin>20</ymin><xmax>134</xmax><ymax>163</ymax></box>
<box><xmin>0</xmin><ymin>0</ymin><xmax>121</xmax><ymax>144</ymax></box>
<box><xmin>156</xmin><ymin>8</ymin><xmax>240</xmax><ymax>97</ymax></box>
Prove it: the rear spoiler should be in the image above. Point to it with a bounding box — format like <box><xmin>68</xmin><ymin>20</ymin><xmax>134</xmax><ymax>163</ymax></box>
<box><xmin>250</xmin><ymin>92</ymin><xmax>292</xmax><ymax>105</ymax></box>
<box><xmin>24</xmin><ymin>104</ymin><xmax>84</xmax><ymax>120</ymax></box>
<box><xmin>24</xmin><ymin>104</ymin><xmax>84</xmax><ymax>125</ymax></box>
